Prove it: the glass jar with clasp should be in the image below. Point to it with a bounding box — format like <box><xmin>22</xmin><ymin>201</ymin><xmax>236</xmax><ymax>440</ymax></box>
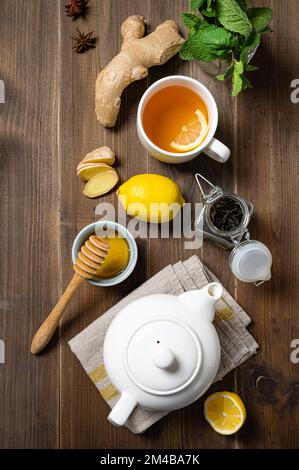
<box><xmin>194</xmin><ymin>173</ymin><xmax>272</xmax><ymax>286</ymax></box>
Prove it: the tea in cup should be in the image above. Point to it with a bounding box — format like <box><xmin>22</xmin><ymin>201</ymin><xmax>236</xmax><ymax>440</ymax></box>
<box><xmin>137</xmin><ymin>75</ymin><xmax>230</xmax><ymax>164</ymax></box>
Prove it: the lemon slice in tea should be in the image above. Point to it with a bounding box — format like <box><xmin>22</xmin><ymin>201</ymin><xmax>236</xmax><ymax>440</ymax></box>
<box><xmin>170</xmin><ymin>109</ymin><xmax>208</xmax><ymax>152</ymax></box>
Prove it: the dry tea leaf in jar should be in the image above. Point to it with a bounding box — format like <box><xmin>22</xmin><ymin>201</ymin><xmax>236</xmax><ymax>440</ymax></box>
<box><xmin>210</xmin><ymin>197</ymin><xmax>244</xmax><ymax>232</ymax></box>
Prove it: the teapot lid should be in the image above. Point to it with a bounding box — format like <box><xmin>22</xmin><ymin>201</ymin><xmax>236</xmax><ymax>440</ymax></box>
<box><xmin>124</xmin><ymin>319</ymin><xmax>202</xmax><ymax>395</ymax></box>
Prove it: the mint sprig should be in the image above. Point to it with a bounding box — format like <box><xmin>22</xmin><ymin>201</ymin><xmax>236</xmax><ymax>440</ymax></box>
<box><xmin>188</xmin><ymin>24</ymin><xmax>237</xmax><ymax>62</ymax></box>
<box><xmin>180</xmin><ymin>0</ymin><xmax>273</xmax><ymax>96</ymax></box>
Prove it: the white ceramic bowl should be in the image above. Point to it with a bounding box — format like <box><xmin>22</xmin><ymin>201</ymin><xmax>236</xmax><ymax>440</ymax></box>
<box><xmin>72</xmin><ymin>221</ymin><xmax>138</xmax><ymax>287</ymax></box>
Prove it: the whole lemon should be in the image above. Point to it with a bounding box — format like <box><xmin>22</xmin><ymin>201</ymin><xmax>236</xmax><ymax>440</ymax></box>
<box><xmin>117</xmin><ymin>174</ymin><xmax>185</xmax><ymax>223</ymax></box>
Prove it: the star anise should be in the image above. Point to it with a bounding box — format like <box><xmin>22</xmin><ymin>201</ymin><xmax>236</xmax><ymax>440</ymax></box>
<box><xmin>64</xmin><ymin>0</ymin><xmax>88</xmax><ymax>20</ymax></box>
<box><xmin>71</xmin><ymin>29</ymin><xmax>96</xmax><ymax>53</ymax></box>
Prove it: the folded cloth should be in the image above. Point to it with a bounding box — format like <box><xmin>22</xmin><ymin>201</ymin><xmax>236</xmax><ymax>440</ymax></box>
<box><xmin>69</xmin><ymin>255</ymin><xmax>258</xmax><ymax>434</ymax></box>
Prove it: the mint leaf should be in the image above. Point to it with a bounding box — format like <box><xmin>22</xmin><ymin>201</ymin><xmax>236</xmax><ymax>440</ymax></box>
<box><xmin>190</xmin><ymin>0</ymin><xmax>206</xmax><ymax>10</ymax></box>
<box><xmin>260</xmin><ymin>26</ymin><xmax>273</xmax><ymax>34</ymax></box>
<box><xmin>232</xmin><ymin>67</ymin><xmax>243</xmax><ymax>96</ymax></box>
<box><xmin>216</xmin><ymin>0</ymin><xmax>252</xmax><ymax>38</ymax></box>
<box><xmin>223</xmin><ymin>63</ymin><xmax>234</xmax><ymax>78</ymax></box>
<box><xmin>242</xmin><ymin>75</ymin><xmax>252</xmax><ymax>89</ymax></box>
<box><xmin>247</xmin><ymin>7</ymin><xmax>272</xmax><ymax>33</ymax></box>
<box><xmin>235</xmin><ymin>0</ymin><xmax>247</xmax><ymax>10</ymax></box>
<box><xmin>240</xmin><ymin>30</ymin><xmax>260</xmax><ymax>64</ymax></box>
<box><xmin>202</xmin><ymin>8</ymin><xmax>217</xmax><ymax>17</ymax></box>
<box><xmin>231</xmin><ymin>61</ymin><xmax>252</xmax><ymax>96</ymax></box>
<box><xmin>234</xmin><ymin>60</ymin><xmax>244</xmax><ymax>74</ymax></box>
<box><xmin>245</xmin><ymin>64</ymin><xmax>258</xmax><ymax>71</ymax></box>
<box><xmin>203</xmin><ymin>0</ymin><xmax>217</xmax><ymax>16</ymax></box>
<box><xmin>188</xmin><ymin>24</ymin><xmax>236</xmax><ymax>62</ymax></box>
<box><xmin>182</xmin><ymin>12</ymin><xmax>203</xmax><ymax>29</ymax></box>
<box><xmin>179</xmin><ymin>41</ymin><xmax>195</xmax><ymax>60</ymax></box>
<box><xmin>216</xmin><ymin>63</ymin><xmax>234</xmax><ymax>80</ymax></box>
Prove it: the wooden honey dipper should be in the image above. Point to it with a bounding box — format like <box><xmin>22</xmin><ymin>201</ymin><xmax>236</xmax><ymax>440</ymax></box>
<box><xmin>31</xmin><ymin>235</ymin><xmax>110</xmax><ymax>355</ymax></box>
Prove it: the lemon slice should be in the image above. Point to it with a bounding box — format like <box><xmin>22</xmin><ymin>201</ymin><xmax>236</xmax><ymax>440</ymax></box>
<box><xmin>170</xmin><ymin>109</ymin><xmax>208</xmax><ymax>152</ymax></box>
<box><xmin>204</xmin><ymin>391</ymin><xmax>246</xmax><ymax>435</ymax></box>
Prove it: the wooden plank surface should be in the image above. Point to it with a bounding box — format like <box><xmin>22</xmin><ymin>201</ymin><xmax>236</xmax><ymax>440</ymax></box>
<box><xmin>235</xmin><ymin>0</ymin><xmax>299</xmax><ymax>448</ymax></box>
<box><xmin>0</xmin><ymin>0</ymin><xmax>60</xmax><ymax>448</ymax></box>
<box><xmin>0</xmin><ymin>0</ymin><xmax>299</xmax><ymax>449</ymax></box>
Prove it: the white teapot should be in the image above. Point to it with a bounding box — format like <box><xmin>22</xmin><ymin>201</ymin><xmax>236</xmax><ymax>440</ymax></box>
<box><xmin>103</xmin><ymin>282</ymin><xmax>222</xmax><ymax>426</ymax></box>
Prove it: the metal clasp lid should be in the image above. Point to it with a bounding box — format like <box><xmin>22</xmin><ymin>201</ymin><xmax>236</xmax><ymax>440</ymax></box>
<box><xmin>195</xmin><ymin>173</ymin><xmax>223</xmax><ymax>204</ymax></box>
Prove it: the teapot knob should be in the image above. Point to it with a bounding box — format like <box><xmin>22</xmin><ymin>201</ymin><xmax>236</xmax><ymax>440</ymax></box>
<box><xmin>152</xmin><ymin>346</ymin><xmax>175</xmax><ymax>369</ymax></box>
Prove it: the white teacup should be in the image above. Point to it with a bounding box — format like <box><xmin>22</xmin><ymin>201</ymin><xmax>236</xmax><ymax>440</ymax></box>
<box><xmin>137</xmin><ymin>75</ymin><xmax>230</xmax><ymax>164</ymax></box>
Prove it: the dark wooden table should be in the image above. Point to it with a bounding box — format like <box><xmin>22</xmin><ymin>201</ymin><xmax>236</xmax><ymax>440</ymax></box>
<box><xmin>0</xmin><ymin>0</ymin><xmax>299</xmax><ymax>449</ymax></box>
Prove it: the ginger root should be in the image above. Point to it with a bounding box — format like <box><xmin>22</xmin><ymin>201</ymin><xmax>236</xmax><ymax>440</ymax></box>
<box><xmin>95</xmin><ymin>15</ymin><xmax>184</xmax><ymax>127</ymax></box>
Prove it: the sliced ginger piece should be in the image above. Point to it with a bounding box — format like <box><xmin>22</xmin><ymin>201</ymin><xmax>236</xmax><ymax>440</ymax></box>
<box><xmin>83</xmin><ymin>169</ymin><xmax>119</xmax><ymax>198</ymax></box>
<box><xmin>80</xmin><ymin>146</ymin><xmax>115</xmax><ymax>166</ymax></box>
<box><xmin>77</xmin><ymin>163</ymin><xmax>113</xmax><ymax>181</ymax></box>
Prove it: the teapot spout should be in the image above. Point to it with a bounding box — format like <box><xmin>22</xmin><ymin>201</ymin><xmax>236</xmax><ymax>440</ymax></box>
<box><xmin>202</xmin><ymin>282</ymin><xmax>223</xmax><ymax>320</ymax></box>
<box><xmin>179</xmin><ymin>282</ymin><xmax>223</xmax><ymax>322</ymax></box>
<box><xmin>108</xmin><ymin>392</ymin><xmax>137</xmax><ymax>427</ymax></box>
<box><xmin>205</xmin><ymin>282</ymin><xmax>223</xmax><ymax>301</ymax></box>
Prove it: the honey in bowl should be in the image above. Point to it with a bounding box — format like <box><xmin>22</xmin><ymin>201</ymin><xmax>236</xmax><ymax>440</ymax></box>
<box><xmin>142</xmin><ymin>85</ymin><xmax>209</xmax><ymax>153</ymax></box>
<box><xmin>95</xmin><ymin>236</ymin><xmax>130</xmax><ymax>279</ymax></box>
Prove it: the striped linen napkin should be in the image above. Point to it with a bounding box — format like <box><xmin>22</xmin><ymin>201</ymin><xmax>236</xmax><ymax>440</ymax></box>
<box><xmin>69</xmin><ymin>255</ymin><xmax>258</xmax><ymax>434</ymax></box>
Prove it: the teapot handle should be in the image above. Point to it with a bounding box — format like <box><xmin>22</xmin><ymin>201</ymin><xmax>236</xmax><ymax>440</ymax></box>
<box><xmin>108</xmin><ymin>392</ymin><xmax>137</xmax><ymax>427</ymax></box>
